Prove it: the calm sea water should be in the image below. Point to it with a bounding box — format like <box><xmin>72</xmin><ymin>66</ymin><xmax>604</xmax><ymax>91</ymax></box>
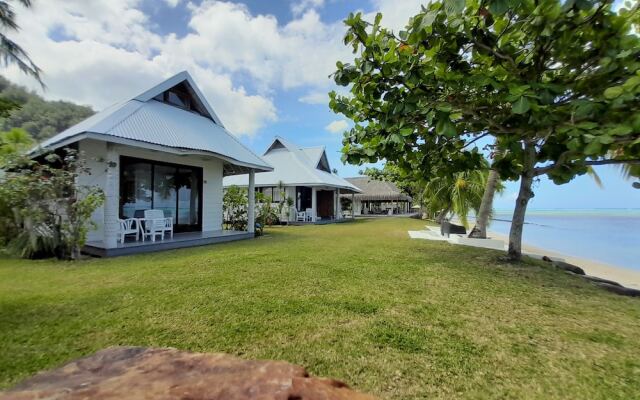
<box><xmin>485</xmin><ymin>209</ymin><xmax>640</xmax><ymax>271</ymax></box>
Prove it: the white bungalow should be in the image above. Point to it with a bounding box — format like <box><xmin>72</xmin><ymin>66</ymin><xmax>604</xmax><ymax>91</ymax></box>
<box><xmin>35</xmin><ymin>71</ymin><xmax>272</xmax><ymax>256</ymax></box>
<box><xmin>223</xmin><ymin>136</ymin><xmax>361</xmax><ymax>223</ymax></box>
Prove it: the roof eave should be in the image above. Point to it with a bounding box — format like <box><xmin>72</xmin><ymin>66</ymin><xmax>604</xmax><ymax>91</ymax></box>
<box><xmin>32</xmin><ymin>132</ymin><xmax>273</xmax><ymax>172</ymax></box>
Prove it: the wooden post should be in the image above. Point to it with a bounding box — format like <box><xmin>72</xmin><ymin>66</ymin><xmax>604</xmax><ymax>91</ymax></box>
<box><xmin>311</xmin><ymin>187</ymin><xmax>317</xmax><ymax>222</ymax></box>
<box><xmin>248</xmin><ymin>170</ymin><xmax>255</xmax><ymax>233</ymax></box>
<box><xmin>351</xmin><ymin>193</ymin><xmax>355</xmax><ymax>219</ymax></box>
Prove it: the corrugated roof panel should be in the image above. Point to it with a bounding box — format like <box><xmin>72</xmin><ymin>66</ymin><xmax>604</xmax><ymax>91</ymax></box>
<box><xmin>107</xmin><ymin>101</ymin><xmax>268</xmax><ymax>169</ymax></box>
<box><xmin>224</xmin><ymin>137</ymin><xmax>361</xmax><ymax>192</ymax></box>
<box><xmin>34</xmin><ymin>72</ymin><xmax>271</xmax><ymax>172</ymax></box>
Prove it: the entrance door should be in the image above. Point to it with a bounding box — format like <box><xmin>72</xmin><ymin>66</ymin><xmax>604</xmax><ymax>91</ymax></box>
<box><xmin>317</xmin><ymin>190</ymin><xmax>334</xmax><ymax>219</ymax></box>
<box><xmin>120</xmin><ymin>156</ymin><xmax>203</xmax><ymax>232</ymax></box>
<box><xmin>296</xmin><ymin>186</ymin><xmax>312</xmax><ymax>212</ymax></box>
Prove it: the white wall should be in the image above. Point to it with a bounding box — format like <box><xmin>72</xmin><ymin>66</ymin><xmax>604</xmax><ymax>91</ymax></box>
<box><xmin>77</xmin><ymin>139</ymin><xmax>225</xmax><ymax>244</ymax></box>
<box><xmin>78</xmin><ymin>139</ymin><xmax>108</xmax><ymax>242</ymax></box>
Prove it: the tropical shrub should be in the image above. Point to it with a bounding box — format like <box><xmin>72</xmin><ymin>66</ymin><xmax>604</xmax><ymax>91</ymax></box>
<box><xmin>223</xmin><ymin>185</ymin><xmax>248</xmax><ymax>231</ymax></box>
<box><xmin>0</xmin><ymin>149</ymin><xmax>104</xmax><ymax>259</ymax></box>
<box><xmin>256</xmin><ymin>193</ymin><xmax>279</xmax><ymax>227</ymax></box>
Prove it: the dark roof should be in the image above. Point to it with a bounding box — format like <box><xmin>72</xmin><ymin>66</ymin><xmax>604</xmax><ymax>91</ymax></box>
<box><xmin>343</xmin><ymin>177</ymin><xmax>412</xmax><ymax>201</ymax></box>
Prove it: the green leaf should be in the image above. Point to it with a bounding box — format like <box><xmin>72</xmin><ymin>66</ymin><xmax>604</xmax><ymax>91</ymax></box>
<box><xmin>418</xmin><ymin>11</ymin><xmax>437</xmax><ymax>31</ymax></box>
<box><xmin>583</xmin><ymin>141</ymin><xmax>602</xmax><ymax>155</ymax></box>
<box><xmin>444</xmin><ymin>0</ymin><xmax>465</xmax><ymax>15</ymax></box>
<box><xmin>374</xmin><ymin>12</ymin><xmax>382</xmax><ymax>27</ymax></box>
<box><xmin>622</xmin><ymin>76</ymin><xmax>640</xmax><ymax>89</ymax></box>
<box><xmin>493</xmin><ymin>17</ymin><xmax>508</xmax><ymax>33</ymax></box>
<box><xmin>603</xmin><ymin>86</ymin><xmax>624</xmax><ymax>99</ymax></box>
<box><xmin>362</xmin><ymin>61</ymin><xmax>373</xmax><ymax>74</ymax></box>
<box><xmin>511</xmin><ymin>97</ymin><xmax>530</xmax><ymax>114</ymax></box>
<box><xmin>597</xmin><ymin>135</ymin><xmax>614</xmax><ymax>144</ymax></box>
<box><xmin>400</xmin><ymin>127</ymin><xmax>414</xmax><ymax>136</ymax></box>
<box><xmin>436</xmin><ymin>118</ymin><xmax>457</xmax><ymax>137</ymax></box>
<box><xmin>508</xmin><ymin>84</ymin><xmax>530</xmax><ymax>96</ymax></box>
<box><xmin>608</xmin><ymin>125</ymin><xmax>633</xmax><ymax>136</ymax></box>
<box><xmin>562</xmin><ymin>0</ymin><xmax>576</xmax><ymax>11</ymax></box>
<box><xmin>436</xmin><ymin>103</ymin><xmax>452</xmax><ymax>112</ymax></box>
<box><xmin>576</xmin><ymin>121</ymin><xmax>598</xmax><ymax>130</ymax></box>
<box><xmin>488</xmin><ymin>0</ymin><xmax>510</xmax><ymax>15</ymax></box>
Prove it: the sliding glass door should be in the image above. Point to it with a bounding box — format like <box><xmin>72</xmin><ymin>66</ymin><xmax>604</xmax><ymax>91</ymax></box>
<box><xmin>120</xmin><ymin>156</ymin><xmax>202</xmax><ymax>232</ymax></box>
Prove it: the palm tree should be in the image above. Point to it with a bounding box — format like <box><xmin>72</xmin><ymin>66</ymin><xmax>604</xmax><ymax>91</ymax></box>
<box><xmin>0</xmin><ymin>0</ymin><xmax>42</xmax><ymax>85</ymax></box>
<box><xmin>0</xmin><ymin>127</ymin><xmax>32</xmax><ymax>152</ymax></box>
<box><xmin>468</xmin><ymin>168</ymin><xmax>501</xmax><ymax>238</ymax></box>
<box><xmin>423</xmin><ymin>168</ymin><xmax>489</xmax><ymax>228</ymax></box>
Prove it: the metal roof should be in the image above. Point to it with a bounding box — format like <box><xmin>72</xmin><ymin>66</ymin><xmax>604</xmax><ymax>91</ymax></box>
<box><xmin>224</xmin><ymin>136</ymin><xmax>361</xmax><ymax>193</ymax></box>
<box><xmin>34</xmin><ymin>71</ymin><xmax>272</xmax><ymax>173</ymax></box>
<box><xmin>343</xmin><ymin>177</ymin><xmax>412</xmax><ymax>201</ymax></box>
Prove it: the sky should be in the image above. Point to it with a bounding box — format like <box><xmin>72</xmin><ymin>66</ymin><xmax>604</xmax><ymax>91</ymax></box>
<box><xmin>3</xmin><ymin>0</ymin><xmax>639</xmax><ymax>211</ymax></box>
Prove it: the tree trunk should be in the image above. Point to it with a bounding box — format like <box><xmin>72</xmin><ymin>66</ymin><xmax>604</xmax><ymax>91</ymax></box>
<box><xmin>468</xmin><ymin>169</ymin><xmax>500</xmax><ymax>238</ymax></box>
<box><xmin>435</xmin><ymin>208</ymin><xmax>449</xmax><ymax>224</ymax></box>
<box><xmin>507</xmin><ymin>144</ymin><xmax>536</xmax><ymax>261</ymax></box>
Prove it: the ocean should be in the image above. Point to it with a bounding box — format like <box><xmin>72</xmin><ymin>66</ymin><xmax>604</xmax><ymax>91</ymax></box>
<box><xmin>486</xmin><ymin>209</ymin><xmax>640</xmax><ymax>271</ymax></box>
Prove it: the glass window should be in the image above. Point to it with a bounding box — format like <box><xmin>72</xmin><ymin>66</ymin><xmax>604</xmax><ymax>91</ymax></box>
<box><xmin>177</xmin><ymin>168</ymin><xmax>200</xmax><ymax>225</ymax></box>
<box><xmin>153</xmin><ymin>165</ymin><xmax>177</xmax><ymax>223</ymax></box>
<box><xmin>120</xmin><ymin>162</ymin><xmax>152</xmax><ymax>218</ymax></box>
<box><xmin>272</xmin><ymin>187</ymin><xmax>282</xmax><ymax>202</ymax></box>
<box><xmin>120</xmin><ymin>157</ymin><xmax>202</xmax><ymax>231</ymax></box>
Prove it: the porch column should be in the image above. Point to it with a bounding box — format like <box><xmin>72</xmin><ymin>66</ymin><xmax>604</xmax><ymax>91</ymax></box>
<box><xmin>248</xmin><ymin>170</ymin><xmax>255</xmax><ymax>233</ymax></box>
<box><xmin>311</xmin><ymin>187</ymin><xmax>317</xmax><ymax>222</ymax></box>
<box><xmin>334</xmin><ymin>190</ymin><xmax>339</xmax><ymax>220</ymax></box>
<box><xmin>103</xmin><ymin>144</ymin><xmax>119</xmax><ymax>249</ymax></box>
<box><xmin>351</xmin><ymin>193</ymin><xmax>355</xmax><ymax>219</ymax></box>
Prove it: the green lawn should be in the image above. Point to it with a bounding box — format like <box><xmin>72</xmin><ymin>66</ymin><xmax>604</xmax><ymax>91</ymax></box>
<box><xmin>1</xmin><ymin>218</ymin><xmax>639</xmax><ymax>399</ymax></box>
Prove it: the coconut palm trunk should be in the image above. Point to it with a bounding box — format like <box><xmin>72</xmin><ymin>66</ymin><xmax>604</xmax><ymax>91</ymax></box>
<box><xmin>468</xmin><ymin>169</ymin><xmax>500</xmax><ymax>238</ymax></box>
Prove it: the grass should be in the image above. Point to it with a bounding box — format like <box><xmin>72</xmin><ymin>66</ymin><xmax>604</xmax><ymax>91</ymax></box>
<box><xmin>1</xmin><ymin>217</ymin><xmax>639</xmax><ymax>399</ymax></box>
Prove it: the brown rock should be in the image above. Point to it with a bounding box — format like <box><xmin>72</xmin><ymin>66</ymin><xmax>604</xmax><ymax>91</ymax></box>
<box><xmin>1</xmin><ymin>347</ymin><xmax>377</xmax><ymax>400</ymax></box>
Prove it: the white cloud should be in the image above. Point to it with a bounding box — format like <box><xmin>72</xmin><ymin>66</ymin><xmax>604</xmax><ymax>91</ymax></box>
<box><xmin>3</xmin><ymin>0</ymin><xmax>413</xmax><ymax>137</ymax></box>
<box><xmin>299</xmin><ymin>91</ymin><xmax>328</xmax><ymax>105</ymax></box>
<box><xmin>164</xmin><ymin>0</ymin><xmax>181</xmax><ymax>7</ymax></box>
<box><xmin>291</xmin><ymin>0</ymin><xmax>325</xmax><ymax>17</ymax></box>
<box><xmin>325</xmin><ymin>119</ymin><xmax>349</xmax><ymax>134</ymax></box>
<box><xmin>368</xmin><ymin>0</ymin><xmax>426</xmax><ymax>32</ymax></box>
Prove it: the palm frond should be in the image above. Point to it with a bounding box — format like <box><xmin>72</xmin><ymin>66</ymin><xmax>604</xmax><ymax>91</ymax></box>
<box><xmin>0</xmin><ymin>2</ymin><xmax>19</xmax><ymax>30</ymax></box>
<box><xmin>586</xmin><ymin>166</ymin><xmax>604</xmax><ymax>189</ymax></box>
<box><xmin>0</xmin><ymin>33</ymin><xmax>43</xmax><ymax>87</ymax></box>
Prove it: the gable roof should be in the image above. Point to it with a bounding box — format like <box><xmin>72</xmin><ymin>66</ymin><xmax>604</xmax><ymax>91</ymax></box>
<box><xmin>344</xmin><ymin>177</ymin><xmax>412</xmax><ymax>201</ymax></box>
<box><xmin>134</xmin><ymin>71</ymin><xmax>224</xmax><ymax>126</ymax></box>
<box><xmin>224</xmin><ymin>136</ymin><xmax>361</xmax><ymax>193</ymax></box>
<box><xmin>34</xmin><ymin>71</ymin><xmax>271</xmax><ymax>174</ymax></box>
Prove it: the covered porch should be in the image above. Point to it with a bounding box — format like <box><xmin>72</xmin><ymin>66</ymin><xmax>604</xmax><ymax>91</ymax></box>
<box><xmin>289</xmin><ymin>185</ymin><xmax>359</xmax><ymax>223</ymax></box>
<box><xmin>80</xmin><ymin>140</ymin><xmax>268</xmax><ymax>257</ymax></box>
<box><xmin>84</xmin><ymin>230</ymin><xmax>254</xmax><ymax>257</ymax></box>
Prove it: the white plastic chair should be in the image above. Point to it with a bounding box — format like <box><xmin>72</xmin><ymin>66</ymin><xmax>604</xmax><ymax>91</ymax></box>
<box><xmin>305</xmin><ymin>208</ymin><xmax>314</xmax><ymax>222</ymax></box>
<box><xmin>296</xmin><ymin>211</ymin><xmax>306</xmax><ymax>222</ymax></box>
<box><xmin>143</xmin><ymin>210</ymin><xmax>173</xmax><ymax>242</ymax></box>
<box><xmin>118</xmin><ymin>218</ymin><xmax>139</xmax><ymax>243</ymax></box>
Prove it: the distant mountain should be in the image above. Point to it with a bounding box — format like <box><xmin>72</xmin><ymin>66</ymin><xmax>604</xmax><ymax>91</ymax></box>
<box><xmin>0</xmin><ymin>76</ymin><xmax>94</xmax><ymax>142</ymax></box>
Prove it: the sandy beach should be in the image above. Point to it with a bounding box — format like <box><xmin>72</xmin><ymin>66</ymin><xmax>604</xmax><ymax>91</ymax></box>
<box><xmin>488</xmin><ymin>230</ymin><xmax>640</xmax><ymax>289</ymax></box>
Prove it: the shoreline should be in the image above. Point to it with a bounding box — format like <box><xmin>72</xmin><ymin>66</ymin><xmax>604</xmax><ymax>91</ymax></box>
<box><xmin>487</xmin><ymin>230</ymin><xmax>640</xmax><ymax>289</ymax></box>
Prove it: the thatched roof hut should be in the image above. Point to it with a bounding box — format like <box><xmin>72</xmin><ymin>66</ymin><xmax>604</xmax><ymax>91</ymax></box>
<box><xmin>343</xmin><ymin>177</ymin><xmax>412</xmax><ymax>202</ymax></box>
